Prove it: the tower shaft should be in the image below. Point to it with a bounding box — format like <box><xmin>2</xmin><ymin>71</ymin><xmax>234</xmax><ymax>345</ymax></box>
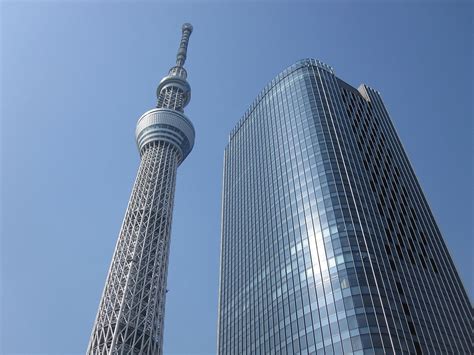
<box><xmin>88</xmin><ymin>24</ymin><xmax>194</xmax><ymax>355</ymax></box>
<box><xmin>88</xmin><ymin>142</ymin><xmax>179</xmax><ymax>354</ymax></box>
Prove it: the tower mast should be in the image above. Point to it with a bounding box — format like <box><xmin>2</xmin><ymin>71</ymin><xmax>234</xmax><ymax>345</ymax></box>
<box><xmin>88</xmin><ymin>24</ymin><xmax>195</xmax><ymax>355</ymax></box>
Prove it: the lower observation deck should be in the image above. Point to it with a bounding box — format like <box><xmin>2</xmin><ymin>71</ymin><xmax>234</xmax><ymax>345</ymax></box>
<box><xmin>136</xmin><ymin>108</ymin><xmax>195</xmax><ymax>163</ymax></box>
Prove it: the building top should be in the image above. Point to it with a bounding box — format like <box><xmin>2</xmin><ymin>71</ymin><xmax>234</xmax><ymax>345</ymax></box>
<box><xmin>228</xmin><ymin>58</ymin><xmax>383</xmax><ymax>143</ymax></box>
<box><xmin>229</xmin><ymin>59</ymin><xmax>334</xmax><ymax>141</ymax></box>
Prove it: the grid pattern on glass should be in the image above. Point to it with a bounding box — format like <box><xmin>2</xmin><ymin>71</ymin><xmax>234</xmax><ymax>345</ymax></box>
<box><xmin>217</xmin><ymin>59</ymin><xmax>472</xmax><ymax>355</ymax></box>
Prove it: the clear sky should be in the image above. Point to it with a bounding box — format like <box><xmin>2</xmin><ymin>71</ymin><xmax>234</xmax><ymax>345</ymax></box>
<box><xmin>1</xmin><ymin>1</ymin><xmax>472</xmax><ymax>354</ymax></box>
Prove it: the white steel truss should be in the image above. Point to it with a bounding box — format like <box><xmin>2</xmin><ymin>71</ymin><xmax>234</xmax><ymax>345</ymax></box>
<box><xmin>88</xmin><ymin>142</ymin><xmax>179</xmax><ymax>354</ymax></box>
<box><xmin>87</xmin><ymin>23</ymin><xmax>194</xmax><ymax>355</ymax></box>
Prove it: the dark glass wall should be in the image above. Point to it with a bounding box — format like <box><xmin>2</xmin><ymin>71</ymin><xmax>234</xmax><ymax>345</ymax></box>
<box><xmin>218</xmin><ymin>59</ymin><xmax>472</xmax><ymax>354</ymax></box>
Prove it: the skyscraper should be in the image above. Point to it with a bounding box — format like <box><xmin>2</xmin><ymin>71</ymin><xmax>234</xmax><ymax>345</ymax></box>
<box><xmin>217</xmin><ymin>59</ymin><xmax>472</xmax><ymax>354</ymax></box>
<box><xmin>88</xmin><ymin>24</ymin><xmax>195</xmax><ymax>354</ymax></box>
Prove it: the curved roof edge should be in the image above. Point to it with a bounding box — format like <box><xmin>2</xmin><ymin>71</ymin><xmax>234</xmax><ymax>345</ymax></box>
<box><xmin>228</xmin><ymin>58</ymin><xmax>335</xmax><ymax>142</ymax></box>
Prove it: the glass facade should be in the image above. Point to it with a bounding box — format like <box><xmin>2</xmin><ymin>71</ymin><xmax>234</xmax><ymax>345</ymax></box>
<box><xmin>217</xmin><ymin>59</ymin><xmax>472</xmax><ymax>354</ymax></box>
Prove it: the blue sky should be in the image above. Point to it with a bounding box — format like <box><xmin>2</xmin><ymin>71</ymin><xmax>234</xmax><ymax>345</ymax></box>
<box><xmin>1</xmin><ymin>1</ymin><xmax>472</xmax><ymax>354</ymax></box>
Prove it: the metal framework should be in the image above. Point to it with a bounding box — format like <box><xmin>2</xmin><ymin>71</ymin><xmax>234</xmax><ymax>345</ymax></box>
<box><xmin>88</xmin><ymin>24</ymin><xmax>195</xmax><ymax>355</ymax></box>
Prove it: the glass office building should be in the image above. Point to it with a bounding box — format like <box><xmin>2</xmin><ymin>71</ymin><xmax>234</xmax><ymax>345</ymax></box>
<box><xmin>217</xmin><ymin>59</ymin><xmax>472</xmax><ymax>354</ymax></box>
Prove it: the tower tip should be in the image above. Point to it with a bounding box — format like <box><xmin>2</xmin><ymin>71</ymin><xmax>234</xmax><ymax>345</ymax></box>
<box><xmin>182</xmin><ymin>23</ymin><xmax>193</xmax><ymax>33</ymax></box>
<box><xmin>176</xmin><ymin>23</ymin><xmax>193</xmax><ymax>67</ymax></box>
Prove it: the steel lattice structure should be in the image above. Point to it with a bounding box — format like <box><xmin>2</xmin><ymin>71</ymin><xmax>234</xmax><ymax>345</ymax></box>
<box><xmin>88</xmin><ymin>24</ymin><xmax>195</xmax><ymax>355</ymax></box>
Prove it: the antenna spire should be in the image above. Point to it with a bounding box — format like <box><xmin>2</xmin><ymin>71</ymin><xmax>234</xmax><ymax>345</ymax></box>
<box><xmin>176</xmin><ymin>23</ymin><xmax>193</xmax><ymax>67</ymax></box>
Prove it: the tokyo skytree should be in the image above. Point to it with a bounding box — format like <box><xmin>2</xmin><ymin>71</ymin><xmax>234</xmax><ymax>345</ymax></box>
<box><xmin>87</xmin><ymin>24</ymin><xmax>195</xmax><ymax>355</ymax></box>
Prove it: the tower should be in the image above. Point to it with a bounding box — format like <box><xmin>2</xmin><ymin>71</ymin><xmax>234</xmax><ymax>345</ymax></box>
<box><xmin>88</xmin><ymin>24</ymin><xmax>195</xmax><ymax>355</ymax></box>
<box><xmin>217</xmin><ymin>59</ymin><xmax>472</xmax><ymax>354</ymax></box>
